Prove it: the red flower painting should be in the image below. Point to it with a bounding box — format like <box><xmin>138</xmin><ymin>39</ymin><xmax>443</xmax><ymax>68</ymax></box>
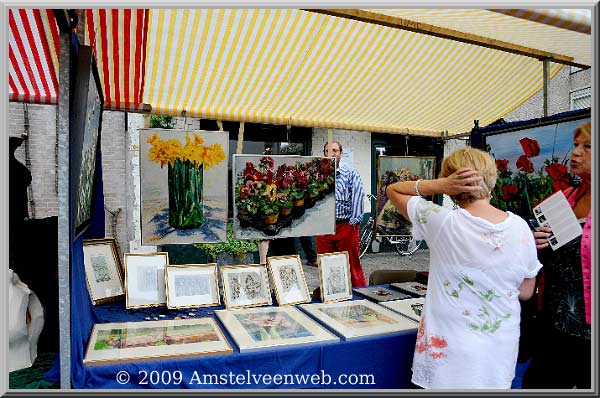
<box><xmin>519</xmin><ymin>137</ymin><xmax>541</xmax><ymax>157</ymax></box>
<box><xmin>516</xmin><ymin>155</ymin><xmax>534</xmax><ymax>173</ymax></box>
<box><xmin>495</xmin><ymin>159</ymin><xmax>509</xmax><ymax>173</ymax></box>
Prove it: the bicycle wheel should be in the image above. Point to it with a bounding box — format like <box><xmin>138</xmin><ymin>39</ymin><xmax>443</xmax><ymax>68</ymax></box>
<box><xmin>359</xmin><ymin>227</ymin><xmax>373</xmax><ymax>258</ymax></box>
<box><xmin>392</xmin><ymin>237</ymin><xmax>423</xmax><ymax>256</ymax></box>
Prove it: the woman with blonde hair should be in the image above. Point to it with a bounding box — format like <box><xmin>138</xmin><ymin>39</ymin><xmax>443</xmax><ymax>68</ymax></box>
<box><xmin>522</xmin><ymin>121</ymin><xmax>592</xmax><ymax>389</ymax></box>
<box><xmin>386</xmin><ymin>147</ymin><xmax>541</xmax><ymax>389</ymax></box>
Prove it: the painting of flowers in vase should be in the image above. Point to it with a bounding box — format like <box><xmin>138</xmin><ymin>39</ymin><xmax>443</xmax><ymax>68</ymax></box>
<box><xmin>140</xmin><ymin>129</ymin><xmax>228</xmax><ymax>245</ymax></box>
<box><xmin>232</xmin><ymin>155</ymin><xmax>336</xmax><ymax>239</ymax></box>
<box><xmin>375</xmin><ymin>156</ymin><xmax>436</xmax><ymax>237</ymax></box>
<box><xmin>484</xmin><ymin>116</ymin><xmax>589</xmax><ymax>219</ymax></box>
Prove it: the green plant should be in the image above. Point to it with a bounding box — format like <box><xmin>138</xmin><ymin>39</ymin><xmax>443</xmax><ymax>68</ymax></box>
<box><xmin>149</xmin><ymin>115</ymin><xmax>174</xmax><ymax>129</ymax></box>
<box><xmin>194</xmin><ymin>223</ymin><xmax>258</xmax><ymax>261</ymax></box>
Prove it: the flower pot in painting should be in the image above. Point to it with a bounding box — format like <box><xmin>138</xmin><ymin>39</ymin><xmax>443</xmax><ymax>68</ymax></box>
<box><xmin>279</xmin><ymin>207</ymin><xmax>292</xmax><ymax>217</ymax></box>
<box><xmin>168</xmin><ymin>159</ymin><xmax>204</xmax><ymax>229</ymax></box>
<box><xmin>292</xmin><ymin>198</ymin><xmax>305</xmax><ymax>207</ymax></box>
<box><xmin>262</xmin><ymin>213</ymin><xmax>279</xmax><ymax>225</ymax></box>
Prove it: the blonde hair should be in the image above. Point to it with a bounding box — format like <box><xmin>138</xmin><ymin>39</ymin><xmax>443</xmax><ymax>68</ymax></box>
<box><xmin>574</xmin><ymin>121</ymin><xmax>591</xmax><ymax>141</ymax></box>
<box><xmin>440</xmin><ymin>147</ymin><xmax>497</xmax><ymax>207</ymax></box>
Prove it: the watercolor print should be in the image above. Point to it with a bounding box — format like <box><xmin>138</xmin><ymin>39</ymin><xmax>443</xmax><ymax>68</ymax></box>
<box><xmin>139</xmin><ymin>129</ymin><xmax>228</xmax><ymax>245</ymax></box>
<box><xmin>234</xmin><ymin>311</ymin><xmax>312</xmax><ymax>342</ymax></box>
<box><xmin>232</xmin><ymin>155</ymin><xmax>335</xmax><ymax>239</ymax></box>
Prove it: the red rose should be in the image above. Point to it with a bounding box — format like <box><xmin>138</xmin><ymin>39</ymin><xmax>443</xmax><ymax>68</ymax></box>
<box><xmin>545</xmin><ymin>163</ymin><xmax>568</xmax><ymax>180</ymax></box>
<box><xmin>519</xmin><ymin>137</ymin><xmax>540</xmax><ymax>158</ymax></box>
<box><xmin>502</xmin><ymin>184</ymin><xmax>519</xmax><ymax>201</ymax></box>
<box><xmin>516</xmin><ymin>155</ymin><xmax>534</xmax><ymax>173</ymax></box>
<box><xmin>495</xmin><ymin>159</ymin><xmax>509</xmax><ymax>173</ymax></box>
<box><xmin>552</xmin><ymin>176</ymin><xmax>571</xmax><ymax>192</ymax></box>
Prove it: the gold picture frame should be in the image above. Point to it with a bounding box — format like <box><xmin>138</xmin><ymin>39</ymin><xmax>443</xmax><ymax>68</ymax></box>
<box><xmin>220</xmin><ymin>264</ymin><xmax>272</xmax><ymax>309</ymax></box>
<box><xmin>83</xmin><ymin>318</ymin><xmax>232</xmax><ymax>365</ymax></box>
<box><xmin>124</xmin><ymin>252</ymin><xmax>169</xmax><ymax>309</ymax></box>
<box><xmin>317</xmin><ymin>251</ymin><xmax>352</xmax><ymax>303</ymax></box>
<box><xmin>165</xmin><ymin>263</ymin><xmax>220</xmax><ymax>309</ymax></box>
<box><xmin>266</xmin><ymin>255</ymin><xmax>311</xmax><ymax>306</ymax></box>
<box><xmin>82</xmin><ymin>238</ymin><xmax>124</xmax><ymax>305</ymax></box>
<box><xmin>299</xmin><ymin>299</ymin><xmax>419</xmax><ymax>340</ymax></box>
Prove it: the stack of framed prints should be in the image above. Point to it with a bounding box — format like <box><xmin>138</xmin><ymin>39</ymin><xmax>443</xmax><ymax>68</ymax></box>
<box><xmin>220</xmin><ymin>264</ymin><xmax>272</xmax><ymax>309</ymax></box>
<box><xmin>390</xmin><ymin>281</ymin><xmax>427</xmax><ymax>297</ymax></box>
<box><xmin>380</xmin><ymin>298</ymin><xmax>425</xmax><ymax>322</ymax></box>
<box><xmin>82</xmin><ymin>238</ymin><xmax>124</xmax><ymax>305</ymax></box>
<box><xmin>318</xmin><ymin>252</ymin><xmax>352</xmax><ymax>302</ymax></box>
<box><xmin>299</xmin><ymin>299</ymin><xmax>419</xmax><ymax>340</ymax></box>
<box><xmin>84</xmin><ymin>318</ymin><xmax>232</xmax><ymax>365</ymax></box>
<box><xmin>267</xmin><ymin>255</ymin><xmax>311</xmax><ymax>306</ymax></box>
<box><xmin>352</xmin><ymin>286</ymin><xmax>412</xmax><ymax>303</ymax></box>
<box><xmin>215</xmin><ymin>306</ymin><xmax>338</xmax><ymax>352</ymax></box>
<box><xmin>124</xmin><ymin>253</ymin><xmax>169</xmax><ymax>309</ymax></box>
<box><xmin>165</xmin><ymin>264</ymin><xmax>220</xmax><ymax>309</ymax></box>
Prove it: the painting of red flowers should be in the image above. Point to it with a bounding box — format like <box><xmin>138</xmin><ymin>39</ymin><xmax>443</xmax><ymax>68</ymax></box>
<box><xmin>484</xmin><ymin>117</ymin><xmax>589</xmax><ymax>218</ymax></box>
<box><xmin>233</xmin><ymin>155</ymin><xmax>336</xmax><ymax>239</ymax></box>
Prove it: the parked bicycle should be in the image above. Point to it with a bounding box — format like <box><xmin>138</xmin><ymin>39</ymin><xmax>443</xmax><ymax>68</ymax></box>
<box><xmin>359</xmin><ymin>193</ymin><xmax>423</xmax><ymax>258</ymax></box>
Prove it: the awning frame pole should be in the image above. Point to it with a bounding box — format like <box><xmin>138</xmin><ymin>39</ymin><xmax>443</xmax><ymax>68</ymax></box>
<box><xmin>543</xmin><ymin>58</ymin><xmax>550</xmax><ymax>117</ymax></box>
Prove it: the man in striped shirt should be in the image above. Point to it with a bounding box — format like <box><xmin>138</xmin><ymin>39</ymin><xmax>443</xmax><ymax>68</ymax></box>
<box><xmin>316</xmin><ymin>141</ymin><xmax>367</xmax><ymax>287</ymax></box>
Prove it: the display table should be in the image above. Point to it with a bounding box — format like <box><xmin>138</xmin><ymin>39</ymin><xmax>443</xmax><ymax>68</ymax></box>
<box><xmin>75</xmin><ymin>300</ymin><xmax>417</xmax><ymax>389</ymax></box>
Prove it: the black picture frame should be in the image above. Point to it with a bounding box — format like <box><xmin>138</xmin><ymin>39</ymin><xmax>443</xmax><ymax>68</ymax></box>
<box><xmin>70</xmin><ymin>45</ymin><xmax>104</xmax><ymax>238</ymax></box>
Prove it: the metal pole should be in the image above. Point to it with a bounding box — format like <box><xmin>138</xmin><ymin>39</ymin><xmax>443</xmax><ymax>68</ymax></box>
<box><xmin>57</xmin><ymin>30</ymin><xmax>71</xmax><ymax>389</ymax></box>
<box><xmin>542</xmin><ymin>58</ymin><xmax>550</xmax><ymax>117</ymax></box>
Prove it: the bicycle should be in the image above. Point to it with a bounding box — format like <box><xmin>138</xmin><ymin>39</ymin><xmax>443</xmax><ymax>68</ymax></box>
<box><xmin>359</xmin><ymin>193</ymin><xmax>423</xmax><ymax>258</ymax></box>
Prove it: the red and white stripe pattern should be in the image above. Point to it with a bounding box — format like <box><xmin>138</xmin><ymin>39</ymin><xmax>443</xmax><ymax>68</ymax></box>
<box><xmin>9</xmin><ymin>9</ymin><xmax>59</xmax><ymax>104</ymax></box>
<box><xmin>84</xmin><ymin>9</ymin><xmax>149</xmax><ymax>111</ymax></box>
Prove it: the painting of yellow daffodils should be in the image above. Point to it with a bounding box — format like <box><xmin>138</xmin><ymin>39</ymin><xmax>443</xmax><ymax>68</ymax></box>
<box><xmin>140</xmin><ymin>129</ymin><xmax>228</xmax><ymax>245</ymax></box>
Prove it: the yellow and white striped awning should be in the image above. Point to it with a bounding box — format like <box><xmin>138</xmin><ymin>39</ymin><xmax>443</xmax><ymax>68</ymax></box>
<box><xmin>143</xmin><ymin>8</ymin><xmax>591</xmax><ymax>137</ymax></box>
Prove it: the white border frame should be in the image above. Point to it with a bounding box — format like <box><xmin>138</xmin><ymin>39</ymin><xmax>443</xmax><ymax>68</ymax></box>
<box><xmin>82</xmin><ymin>238</ymin><xmax>124</xmax><ymax>305</ymax></box>
<box><xmin>380</xmin><ymin>298</ymin><xmax>425</xmax><ymax>322</ymax></box>
<box><xmin>318</xmin><ymin>251</ymin><xmax>352</xmax><ymax>302</ymax></box>
<box><xmin>220</xmin><ymin>264</ymin><xmax>272</xmax><ymax>309</ymax></box>
<box><xmin>267</xmin><ymin>255</ymin><xmax>311</xmax><ymax>306</ymax></box>
<box><xmin>165</xmin><ymin>263</ymin><xmax>220</xmax><ymax>309</ymax></box>
<box><xmin>124</xmin><ymin>252</ymin><xmax>169</xmax><ymax>309</ymax></box>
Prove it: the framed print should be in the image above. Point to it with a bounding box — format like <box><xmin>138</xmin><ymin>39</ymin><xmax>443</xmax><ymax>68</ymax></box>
<box><xmin>375</xmin><ymin>156</ymin><xmax>436</xmax><ymax>237</ymax></box>
<box><xmin>70</xmin><ymin>45</ymin><xmax>104</xmax><ymax>238</ymax></box>
<box><xmin>82</xmin><ymin>238</ymin><xmax>124</xmax><ymax>305</ymax></box>
<box><xmin>125</xmin><ymin>252</ymin><xmax>169</xmax><ymax>309</ymax></box>
<box><xmin>139</xmin><ymin>129</ymin><xmax>229</xmax><ymax>245</ymax></box>
<box><xmin>83</xmin><ymin>318</ymin><xmax>232</xmax><ymax>365</ymax></box>
<box><xmin>165</xmin><ymin>264</ymin><xmax>220</xmax><ymax>309</ymax></box>
<box><xmin>390</xmin><ymin>281</ymin><xmax>428</xmax><ymax>297</ymax></box>
<box><xmin>220</xmin><ymin>264</ymin><xmax>272</xmax><ymax>309</ymax></box>
<box><xmin>317</xmin><ymin>252</ymin><xmax>352</xmax><ymax>303</ymax></box>
<box><xmin>215</xmin><ymin>306</ymin><xmax>338</xmax><ymax>352</ymax></box>
<box><xmin>380</xmin><ymin>298</ymin><xmax>425</xmax><ymax>322</ymax></box>
<box><xmin>352</xmin><ymin>286</ymin><xmax>412</xmax><ymax>303</ymax></box>
<box><xmin>299</xmin><ymin>299</ymin><xmax>419</xmax><ymax>340</ymax></box>
<box><xmin>232</xmin><ymin>155</ymin><xmax>336</xmax><ymax>240</ymax></box>
<box><xmin>267</xmin><ymin>255</ymin><xmax>311</xmax><ymax>306</ymax></box>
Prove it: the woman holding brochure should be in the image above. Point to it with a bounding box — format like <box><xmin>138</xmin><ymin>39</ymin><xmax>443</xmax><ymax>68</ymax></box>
<box><xmin>386</xmin><ymin>147</ymin><xmax>541</xmax><ymax>389</ymax></box>
<box><xmin>522</xmin><ymin>121</ymin><xmax>592</xmax><ymax>389</ymax></box>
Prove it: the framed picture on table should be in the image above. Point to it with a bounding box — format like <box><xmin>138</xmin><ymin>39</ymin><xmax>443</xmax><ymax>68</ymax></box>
<box><xmin>267</xmin><ymin>255</ymin><xmax>311</xmax><ymax>306</ymax></box>
<box><xmin>165</xmin><ymin>264</ymin><xmax>220</xmax><ymax>309</ymax></box>
<box><xmin>124</xmin><ymin>252</ymin><xmax>169</xmax><ymax>309</ymax></box>
<box><xmin>299</xmin><ymin>299</ymin><xmax>419</xmax><ymax>340</ymax></box>
<box><xmin>380</xmin><ymin>298</ymin><xmax>425</xmax><ymax>322</ymax></box>
<box><xmin>317</xmin><ymin>252</ymin><xmax>352</xmax><ymax>303</ymax></box>
<box><xmin>215</xmin><ymin>306</ymin><xmax>338</xmax><ymax>352</ymax></box>
<box><xmin>220</xmin><ymin>264</ymin><xmax>272</xmax><ymax>309</ymax></box>
<box><xmin>82</xmin><ymin>238</ymin><xmax>124</xmax><ymax>305</ymax></box>
<box><xmin>83</xmin><ymin>318</ymin><xmax>232</xmax><ymax>365</ymax></box>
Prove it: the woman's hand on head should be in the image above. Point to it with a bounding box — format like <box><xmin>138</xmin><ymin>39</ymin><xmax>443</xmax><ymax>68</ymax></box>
<box><xmin>441</xmin><ymin>168</ymin><xmax>484</xmax><ymax>196</ymax></box>
<box><xmin>533</xmin><ymin>226</ymin><xmax>552</xmax><ymax>250</ymax></box>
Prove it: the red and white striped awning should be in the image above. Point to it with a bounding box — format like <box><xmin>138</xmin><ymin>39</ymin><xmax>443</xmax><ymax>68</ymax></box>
<box><xmin>9</xmin><ymin>9</ymin><xmax>59</xmax><ymax>104</ymax></box>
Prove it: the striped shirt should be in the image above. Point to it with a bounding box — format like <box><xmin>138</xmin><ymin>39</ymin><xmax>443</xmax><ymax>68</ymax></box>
<box><xmin>335</xmin><ymin>160</ymin><xmax>365</xmax><ymax>225</ymax></box>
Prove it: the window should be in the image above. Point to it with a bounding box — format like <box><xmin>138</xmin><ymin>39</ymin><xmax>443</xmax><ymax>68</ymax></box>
<box><xmin>570</xmin><ymin>87</ymin><xmax>591</xmax><ymax>110</ymax></box>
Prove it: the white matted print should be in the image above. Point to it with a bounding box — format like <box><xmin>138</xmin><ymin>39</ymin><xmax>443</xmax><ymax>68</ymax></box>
<box><xmin>139</xmin><ymin>129</ymin><xmax>228</xmax><ymax>245</ymax></box>
<box><xmin>299</xmin><ymin>299</ymin><xmax>419</xmax><ymax>340</ymax></box>
<box><xmin>267</xmin><ymin>255</ymin><xmax>311</xmax><ymax>306</ymax></box>
<box><xmin>165</xmin><ymin>264</ymin><xmax>220</xmax><ymax>309</ymax></box>
<box><xmin>82</xmin><ymin>238</ymin><xmax>124</xmax><ymax>305</ymax></box>
<box><xmin>220</xmin><ymin>264</ymin><xmax>272</xmax><ymax>309</ymax></box>
<box><xmin>318</xmin><ymin>252</ymin><xmax>352</xmax><ymax>302</ymax></box>
<box><xmin>125</xmin><ymin>253</ymin><xmax>168</xmax><ymax>308</ymax></box>
<box><xmin>380</xmin><ymin>298</ymin><xmax>425</xmax><ymax>322</ymax></box>
<box><xmin>83</xmin><ymin>318</ymin><xmax>232</xmax><ymax>365</ymax></box>
<box><xmin>215</xmin><ymin>306</ymin><xmax>338</xmax><ymax>352</ymax></box>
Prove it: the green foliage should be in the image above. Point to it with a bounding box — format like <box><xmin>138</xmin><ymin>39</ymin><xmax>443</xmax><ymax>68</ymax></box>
<box><xmin>194</xmin><ymin>223</ymin><xmax>257</xmax><ymax>261</ymax></box>
<box><xmin>149</xmin><ymin>115</ymin><xmax>174</xmax><ymax>129</ymax></box>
